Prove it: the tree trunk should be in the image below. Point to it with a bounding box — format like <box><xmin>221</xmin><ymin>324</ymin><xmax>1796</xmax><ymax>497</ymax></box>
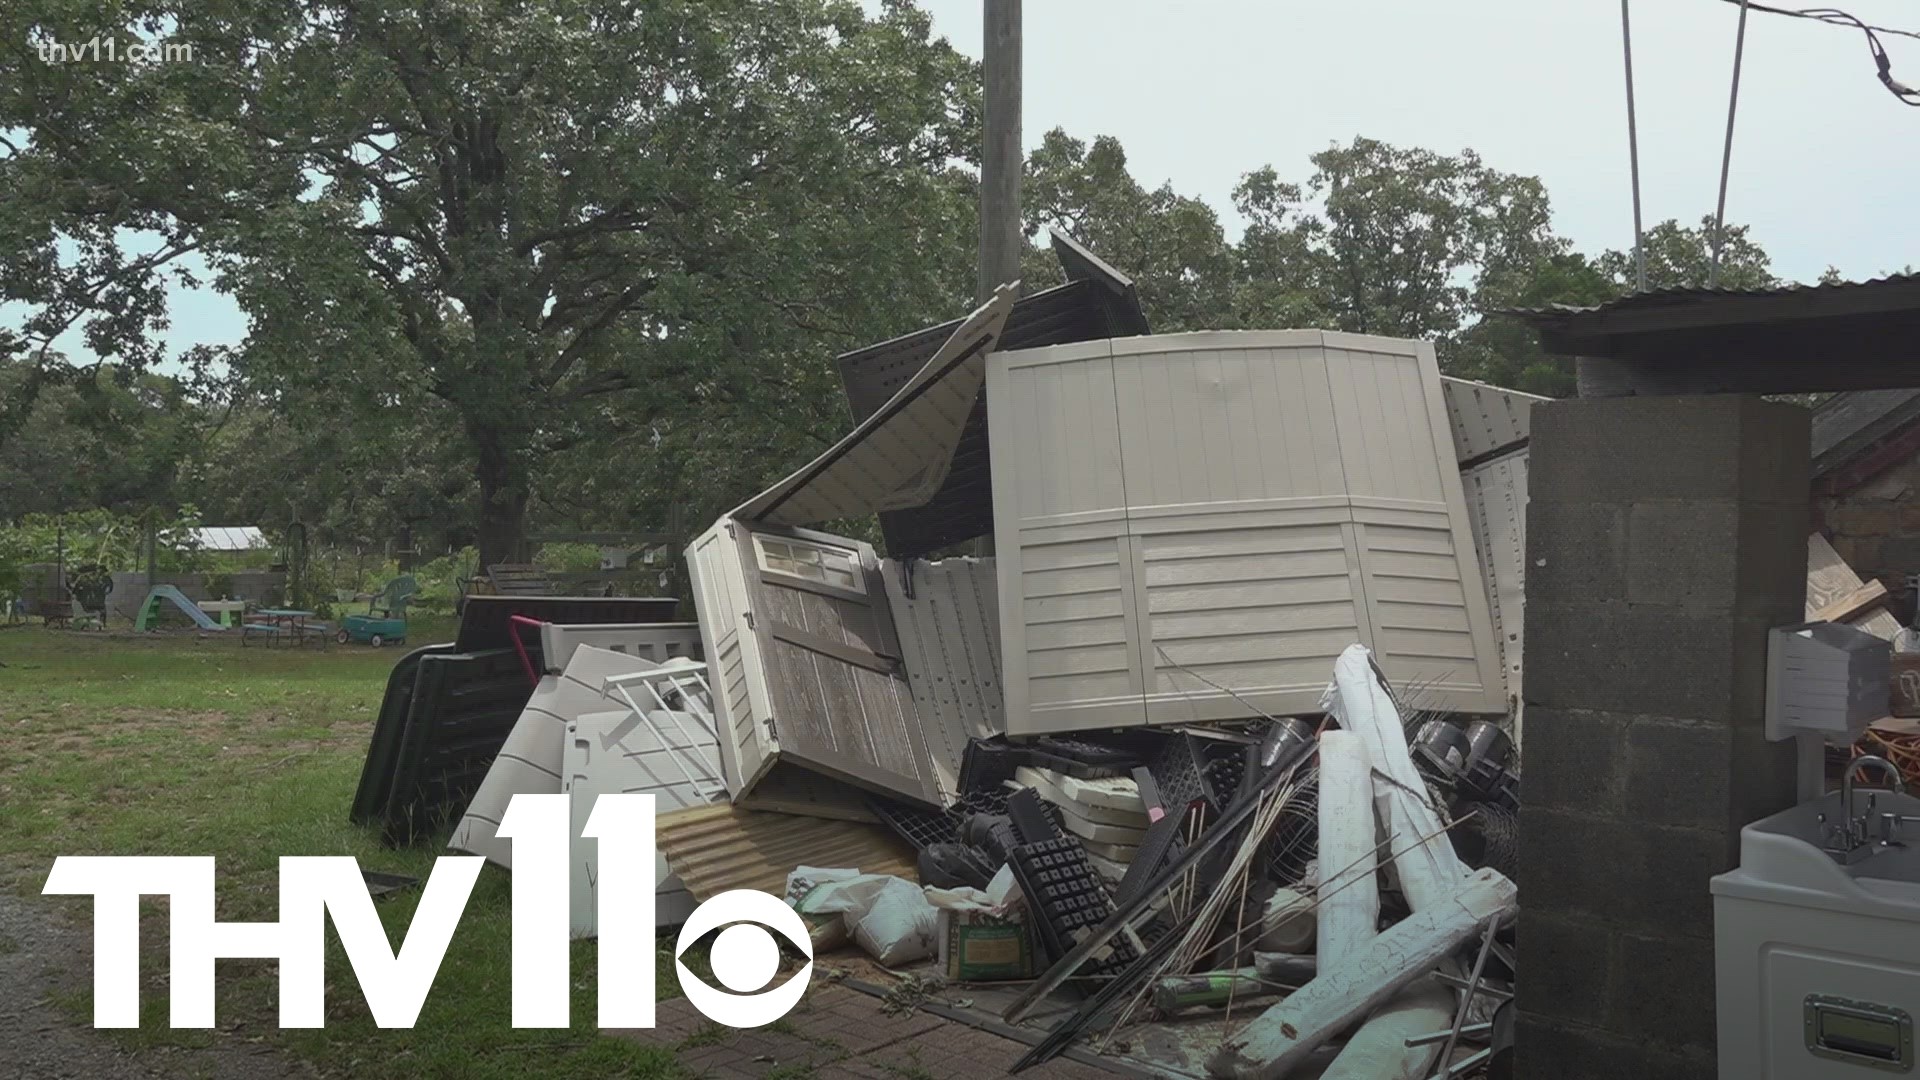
<box><xmin>474</xmin><ymin>439</ymin><xmax>529</xmax><ymax>568</ymax></box>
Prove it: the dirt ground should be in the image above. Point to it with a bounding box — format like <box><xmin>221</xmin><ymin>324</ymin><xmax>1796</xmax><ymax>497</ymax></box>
<box><xmin>0</xmin><ymin>890</ymin><xmax>314</xmax><ymax>1080</ymax></box>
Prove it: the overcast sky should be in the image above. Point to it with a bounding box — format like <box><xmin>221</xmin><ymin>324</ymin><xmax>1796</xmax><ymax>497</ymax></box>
<box><xmin>22</xmin><ymin>0</ymin><xmax>1920</xmax><ymax>364</ymax></box>
<box><xmin>912</xmin><ymin>0</ymin><xmax>1918</xmax><ymax>283</ymax></box>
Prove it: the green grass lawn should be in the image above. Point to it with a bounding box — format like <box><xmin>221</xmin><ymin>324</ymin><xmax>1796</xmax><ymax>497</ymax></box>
<box><xmin>0</xmin><ymin>621</ymin><xmax>690</xmax><ymax>1078</ymax></box>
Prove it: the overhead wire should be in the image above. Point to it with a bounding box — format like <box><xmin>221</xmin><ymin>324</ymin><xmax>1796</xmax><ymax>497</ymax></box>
<box><xmin>1714</xmin><ymin>0</ymin><xmax>1920</xmax><ymax>105</ymax></box>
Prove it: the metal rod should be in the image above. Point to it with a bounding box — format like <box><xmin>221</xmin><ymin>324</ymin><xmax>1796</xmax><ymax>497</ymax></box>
<box><xmin>1427</xmin><ymin>1046</ymin><xmax>1494</xmax><ymax>1080</ymax></box>
<box><xmin>1709</xmin><ymin>0</ymin><xmax>1753</xmax><ymax>287</ymax></box>
<box><xmin>1437</xmin><ymin>918</ymin><xmax>1501</xmax><ymax>1071</ymax></box>
<box><xmin>1433</xmin><ymin>970</ymin><xmax>1512</xmax><ymax>999</ymax></box>
<box><xmin>1621</xmin><ymin>0</ymin><xmax>1648</xmax><ymax>291</ymax></box>
<box><xmin>1405</xmin><ymin>1022</ymin><xmax>1493</xmax><ymax>1048</ymax></box>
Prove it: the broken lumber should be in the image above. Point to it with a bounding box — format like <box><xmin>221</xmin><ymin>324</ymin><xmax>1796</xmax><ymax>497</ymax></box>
<box><xmin>1812</xmin><ymin>579</ymin><xmax>1891</xmax><ymax>626</ymax></box>
<box><xmin>1316</xmin><ymin>730</ymin><xmax>1377</xmax><ymax>970</ymax></box>
<box><xmin>1319</xmin><ymin>973</ymin><xmax>1453</xmax><ymax>1080</ymax></box>
<box><xmin>1322</xmin><ymin>644</ymin><xmax>1467</xmax><ymax>912</ymax></box>
<box><xmin>1205</xmin><ymin>867</ymin><xmax>1517</xmax><ymax>1080</ymax></box>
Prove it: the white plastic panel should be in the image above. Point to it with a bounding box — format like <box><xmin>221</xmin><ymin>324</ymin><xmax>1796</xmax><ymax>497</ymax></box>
<box><xmin>564</xmin><ymin>708</ymin><xmax>720</xmax><ymax>935</ymax></box>
<box><xmin>1438</xmin><ymin>376</ymin><xmax>1543</xmax><ymax>464</ymax></box>
<box><xmin>1322</xmin><ymin>335</ymin><xmax>1505</xmax><ymax>714</ymax></box>
<box><xmin>991</xmin><ymin>339</ymin><xmax>1148</xmax><ymax>733</ymax></box>
<box><xmin>686</xmin><ymin>517</ymin><xmax>776</xmax><ymax>795</ymax></box>
<box><xmin>448</xmin><ymin>645</ymin><xmax>661</xmax><ymax>866</ymax></box>
<box><xmin>883</xmin><ymin>556</ymin><xmax>1004</xmax><ymax>794</ymax></box>
<box><xmin>539</xmin><ymin>622</ymin><xmax>704</xmax><ymax>674</ymax></box>
<box><xmin>733</xmin><ymin>286</ymin><xmax>1014</xmax><ymax>527</ymax></box>
<box><xmin>993</xmin><ymin>330</ymin><xmax>1507</xmax><ymax>733</ymax></box>
<box><xmin>1110</xmin><ymin>333</ymin><xmax>1374</xmax><ymax>721</ymax></box>
<box><xmin>1461</xmin><ymin>451</ymin><xmax>1528</xmax><ymax>723</ymax></box>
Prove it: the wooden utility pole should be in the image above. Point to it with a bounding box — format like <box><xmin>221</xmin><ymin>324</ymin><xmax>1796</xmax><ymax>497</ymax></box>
<box><xmin>978</xmin><ymin>0</ymin><xmax>1022</xmax><ymax>304</ymax></box>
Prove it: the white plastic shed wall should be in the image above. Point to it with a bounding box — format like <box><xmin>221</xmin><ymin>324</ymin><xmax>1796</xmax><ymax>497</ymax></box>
<box><xmin>993</xmin><ymin>330</ymin><xmax>1506</xmax><ymax>733</ymax></box>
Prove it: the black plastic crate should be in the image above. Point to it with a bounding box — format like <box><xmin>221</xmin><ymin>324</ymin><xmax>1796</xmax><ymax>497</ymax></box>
<box><xmin>1007</xmin><ymin>837</ymin><xmax>1139</xmax><ymax>977</ymax></box>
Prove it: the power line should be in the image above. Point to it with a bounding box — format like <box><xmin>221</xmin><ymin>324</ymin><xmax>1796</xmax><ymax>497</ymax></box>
<box><xmin>1715</xmin><ymin>0</ymin><xmax>1920</xmax><ymax>105</ymax></box>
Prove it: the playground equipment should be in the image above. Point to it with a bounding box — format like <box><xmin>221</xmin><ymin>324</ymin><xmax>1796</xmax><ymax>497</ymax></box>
<box><xmin>337</xmin><ymin>575</ymin><xmax>416</xmax><ymax>647</ymax></box>
<box><xmin>134</xmin><ymin>585</ymin><xmax>226</xmax><ymax>632</ymax></box>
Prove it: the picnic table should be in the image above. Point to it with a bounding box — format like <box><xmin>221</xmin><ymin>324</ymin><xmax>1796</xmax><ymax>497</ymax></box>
<box><xmin>243</xmin><ymin>608</ymin><xmax>328</xmax><ymax>649</ymax></box>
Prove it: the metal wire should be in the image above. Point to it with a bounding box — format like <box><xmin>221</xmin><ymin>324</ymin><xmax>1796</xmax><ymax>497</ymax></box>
<box><xmin>1710</xmin><ymin>0</ymin><xmax>1753</xmax><ymax>288</ymax></box>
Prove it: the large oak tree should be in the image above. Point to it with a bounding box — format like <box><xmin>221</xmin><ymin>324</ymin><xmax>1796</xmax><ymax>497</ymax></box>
<box><xmin>3</xmin><ymin>0</ymin><xmax>978</xmax><ymax>562</ymax></box>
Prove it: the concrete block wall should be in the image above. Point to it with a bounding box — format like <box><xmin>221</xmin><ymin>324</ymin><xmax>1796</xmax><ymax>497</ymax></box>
<box><xmin>1818</xmin><ymin>454</ymin><xmax>1920</xmax><ymax>602</ymax></box>
<box><xmin>1516</xmin><ymin>395</ymin><xmax>1809</xmax><ymax>1078</ymax></box>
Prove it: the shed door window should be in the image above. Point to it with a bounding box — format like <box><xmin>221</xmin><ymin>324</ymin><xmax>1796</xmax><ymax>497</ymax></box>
<box><xmin>753</xmin><ymin>535</ymin><xmax>864</xmax><ymax>594</ymax></box>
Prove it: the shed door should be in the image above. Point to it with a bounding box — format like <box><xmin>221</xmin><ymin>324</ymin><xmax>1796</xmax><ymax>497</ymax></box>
<box><xmin>1109</xmin><ymin>333</ymin><xmax>1376</xmax><ymax>723</ymax></box>
<box><xmin>737</xmin><ymin>523</ymin><xmax>942</xmax><ymax>805</ymax></box>
<box><xmin>992</xmin><ymin>340</ymin><xmax>1150</xmax><ymax>734</ymax></box>
<box><xmin>688</xmin><ymin>519</ymin><xmax>777</xmax><ymax>795</ymax></box>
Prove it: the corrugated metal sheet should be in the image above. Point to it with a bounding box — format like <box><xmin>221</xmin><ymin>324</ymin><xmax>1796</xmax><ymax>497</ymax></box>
<box><xmin>654</xmin><ymin>803</ymin><xmax>916</xmax><ymax>901</ymax></box>
<box><xmin>1504</xmin><ymin>272</ymin><xmax>1920</xmax><ymax>319</ymax></box>
<box><xmin>734</xmin><ymin>287</ymin><xmax>1015</xmax><ymax>528</ymax></box>
<box><xmin>1438</xmin><ymin>377</ymin><xmax>1544</xmax><ymax>464</ymax></box>
<box><xmin>882</xmin><ymin>556</ymin><xmax>1005</xmax><ymax>795</ymax></box>
<box><xmin>993</xmin><ymin>331</ymin><xmax>1506</xmax><ymax>733</ymax></box>
<box><xmin>1505</xmin><ymin>274</ymin><xmax>1920</xmax><ymax>369</ymax></box>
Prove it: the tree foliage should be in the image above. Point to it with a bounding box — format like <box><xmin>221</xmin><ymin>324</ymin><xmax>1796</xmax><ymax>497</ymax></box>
<box><xmin>4</xmin><ymin>1</ymin><xmax>1807</xmax><ymax>551</ymax></box>
<box><xmin>3</xmin><ymin>0</ymin><xmax>979</xmax><ymax>562</ymax></box>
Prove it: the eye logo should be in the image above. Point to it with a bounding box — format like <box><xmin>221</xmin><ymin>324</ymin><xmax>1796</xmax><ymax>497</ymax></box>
<box><xmin>674</xmin><ymin>889</ymin><xmax>813</xmax><ymax>1027</ymax></box>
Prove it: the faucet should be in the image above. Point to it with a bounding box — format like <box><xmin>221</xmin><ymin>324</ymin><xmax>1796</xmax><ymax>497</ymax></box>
<box><xmin>1837</xmin><ymin>756</ymin><xmax>1907</xmax><ymax>852</ymax></box>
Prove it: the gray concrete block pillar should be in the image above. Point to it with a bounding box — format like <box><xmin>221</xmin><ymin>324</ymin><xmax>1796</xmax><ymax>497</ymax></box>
<box><xmin>1515</xmin><ymin>394</ymin><xmax>1809</xmax><ymax>1078</ymax></box>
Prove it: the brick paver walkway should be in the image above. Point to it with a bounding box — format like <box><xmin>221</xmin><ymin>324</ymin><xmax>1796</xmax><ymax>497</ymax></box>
<box><xmin>617</xmin><ymin>981</ymin><xmax>1129</xmax><ymax>1079</ymax></box>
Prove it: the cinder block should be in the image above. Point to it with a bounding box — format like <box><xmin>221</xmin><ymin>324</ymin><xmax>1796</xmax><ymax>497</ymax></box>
<box><xmin>1531</xmin><ymin>396</ymin><xmax>1809</xmax><ymax>506</ymax></box>
<box><xmin>1623</xmin><ymin>718</ymin><xmax>1733</xmax><ymax>830</ymax></box>
<box><xmin>1516</xmin><ymin>1011</ymin><xmax>1717</xmax><ymax>1080</ymax></box>
<box><xmin>1518</xmin><ymin>808</ymin><xmax>1731</xmax><ymax>938</ymax></box>
<box><xmin>1520</xmin><ymin>708</ymin><xmax>1629</xmax><ymax>814</ymax></box>
<box><xmin>1523</xmin><ymin>601</ymin><xmax>1736</xmax><ymax>719</ymax></box>
<box><xmin>1622</xmin><ymin>501</ymin><xmax>1746</xmax><ymax>608</ymax></box>
<box><xmin>1525</xmin><ymin>501</ymin><xmax>1630</xmax><ymax>602</ymax></box>
<box><xmin>1514</xmin><ymin>910</ymin><xmax>1614</xmax><ymax>1028</ymax></box>
<box><xmin>1729</xmin><ymin>727</ymin><xmax>1800</xmax><ymax>830</ymax></box>
<box><xmin>1517</xmin><ymin>806</ymin><xmax>1626</xmax><ymax>926</ymax></box>
<box><xmin>1606</xmin><ymin>927</ymin><xmax>1719</xmax><ymax>1055</ymax></box>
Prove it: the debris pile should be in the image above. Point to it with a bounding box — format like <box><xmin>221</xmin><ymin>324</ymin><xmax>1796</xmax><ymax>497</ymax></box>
<box><xmin>347</xmin><ymin>240</ymin><xmax>1538</xmax><ymax>1076</ymax></box>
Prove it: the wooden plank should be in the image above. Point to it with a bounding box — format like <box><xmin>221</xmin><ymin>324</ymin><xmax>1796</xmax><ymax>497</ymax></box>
<box><xmin>767</xmin><ymin>618</ymin><xmax>898</xmax><ymax>675</ymax></box>
<box><xmin>1812</xmin><ymin>580</ymin><xmax>1891</xmax><ymax>625</ymax></box>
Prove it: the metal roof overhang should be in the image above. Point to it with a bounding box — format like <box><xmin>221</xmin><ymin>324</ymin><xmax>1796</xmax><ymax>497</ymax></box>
<box><xmin>1508</xmin><ymin>276</ymin><xmax>1920</xmax><ymax>395</ymax></box>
